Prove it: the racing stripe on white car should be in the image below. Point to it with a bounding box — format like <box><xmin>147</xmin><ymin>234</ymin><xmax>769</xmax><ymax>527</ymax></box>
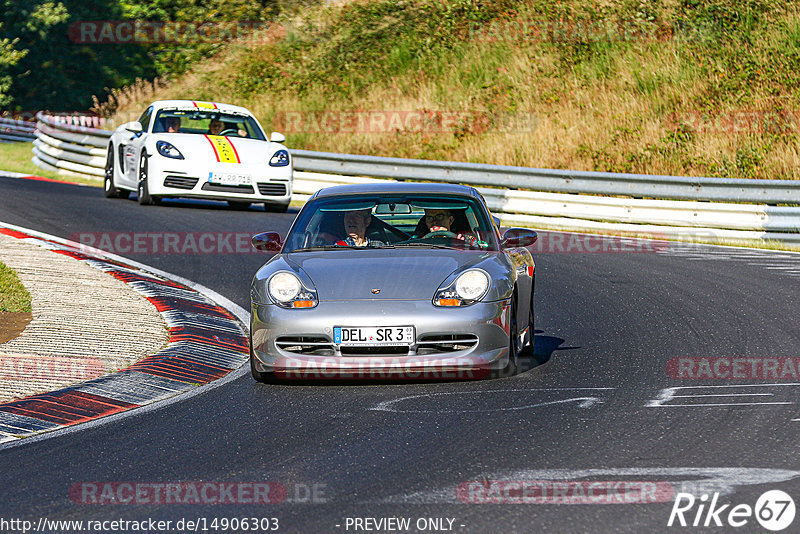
<box><xmin>192</xmin><ymin>101</ymin><xmax>218</xmax><ymax>109</ymax></box>
<box><xmin>205</xmin><ymin>134</ymin><xmax>241</xmax><ymax>163</ymax></box>
<box><xmin>0</xmin><ymin>226</ymin><xmax>249</xmax><ymax>443</ymax></box>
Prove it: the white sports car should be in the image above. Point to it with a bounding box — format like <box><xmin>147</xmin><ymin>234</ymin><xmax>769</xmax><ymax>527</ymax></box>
<box><xmin>105</xmin><ymin>100</ymin><xmax>292</xmax><ymax>212</ymax></box>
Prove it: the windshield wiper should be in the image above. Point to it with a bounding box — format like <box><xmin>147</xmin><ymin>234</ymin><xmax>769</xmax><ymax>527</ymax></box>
<box><xmin>387</xmin><ymin>242</ymin><xmax>460</xmax><ymax>250</ymax></box>
<box><xmin>289</xmin><ymin>246</ymin><xmax>345</xmax><ymax>252</ymax></box>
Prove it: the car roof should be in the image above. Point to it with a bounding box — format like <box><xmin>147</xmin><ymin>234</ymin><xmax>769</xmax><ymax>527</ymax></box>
<box><xmin>149</xmin><ymin>100</ymin><xmax>254</xmax><ymax>116</ymax></box>
<box><xmin>311</xmin><ymin>182</ymin><xmax>480</xmax><ymax>199</ymax></box>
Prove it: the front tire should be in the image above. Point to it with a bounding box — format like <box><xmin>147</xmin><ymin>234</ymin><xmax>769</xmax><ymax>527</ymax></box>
<box><xmin>250</xmin><ymin>343</ymin><xmax>277</xmax><ymax>383</ymax></box>
<box><xmin>494</xmin><ymin>294</ymin><xmax>519</xmax><ymax>378</ymax></box>
<box><xmin>137</xmin><ymin>153</ymin><xmax>159</xmax><ymax>205</ymax></box>
<box><xmin>104</xmin><ymin>146</ymin><xmax>129</xmax><ymax>199</ymax></box>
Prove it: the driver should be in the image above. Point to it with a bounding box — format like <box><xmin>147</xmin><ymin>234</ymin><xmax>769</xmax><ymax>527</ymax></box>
<box><xmin>422</xmin><ymin>209</ymin><xmax>479</xmax><ymax>246</ymax></box>
<box><xmin>336</xmin><ymin>209</ymin><xmax>384</xmax><ymax>247</ymax></box>
<box><xmin>209</xmin><ymin>118</ymin><xmax>248</xmax><ymax>137</ymax></box>
<box><xmin>208</xmin><ymin>118</ymin><xmax>224</xmax><ymax>135</ymax></box>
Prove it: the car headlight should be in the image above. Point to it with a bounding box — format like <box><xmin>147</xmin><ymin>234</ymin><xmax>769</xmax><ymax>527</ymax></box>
<box><xmin>267</xmin><ymin>271</ymin><xmax>318</xmax><ymax>308</ymax></box>
<box><xmin>156</xmin><ymin>140</ymin><xmax>184</xmax><ymax>159</ymax></box>
<box><xmin>434</xmin><ymin>269</ymin><xmax>490</xmax><ymax>307</ymax></box>
<box><xmin>269</xmin><ymin>149</ymin><xmax>289</xmax><ymax>167</ymax></box>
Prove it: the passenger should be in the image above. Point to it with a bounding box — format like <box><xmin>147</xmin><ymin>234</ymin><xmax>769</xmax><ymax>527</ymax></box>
<box><xmin>336</xmin><ymin>209</ymin><xmax>384</xmax><ymax>247</ymax></box>
<box><xmin>165</xmin><ymin>116</ymin><xmax>181</xmax><ymax>133</ymax></box>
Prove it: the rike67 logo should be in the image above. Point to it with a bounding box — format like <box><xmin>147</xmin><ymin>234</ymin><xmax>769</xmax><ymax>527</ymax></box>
<box><xmin>668</xmin><ymin>490</ymin><xmax>795</xmax><ymax>531</ymax></box>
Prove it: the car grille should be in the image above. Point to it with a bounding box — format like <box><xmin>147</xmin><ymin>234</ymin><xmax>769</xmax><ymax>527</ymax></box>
<box><xmin>275</xmin><ymin>334</ymin><xmax>478</xmax><ymax>357</ymax></box>
<box><xmin>257</xmin><ymin>182</ymin><xmax>288</xmax><ymax>196</ymax></box>
<box><xmin>275</xmin><ymin>336</ymin><xmax>335</xmax><ymax>356</ymax></box>
<box><xmin>201</xmin><ymin>182</ymin><xmax>255</xmax><ymax>194</ymax></box>
<box><xmin>163</xmin><ymin>176</ymin><xmax>199</xmax><ymax>190</ymax></box>
<box><xmin>416</xmin><ymin>334</ymin><xmax>479</xmax><ymax>355</ymax></box>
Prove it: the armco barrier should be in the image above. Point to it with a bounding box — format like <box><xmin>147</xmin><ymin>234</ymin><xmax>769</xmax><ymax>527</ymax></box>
<box><xmin>28</xmin><ymin>113</ymin><xmax>800</xmax><ymax>244</ymax></box>
<box><xmin>32</xmin><ymin>113</ymin><xmax>110</xmax><ymax>178</ymax></box>
<box><xmin>0</xmin><ymin>117</ymin><xmax>36</xmax><ymax>143</ymax></box>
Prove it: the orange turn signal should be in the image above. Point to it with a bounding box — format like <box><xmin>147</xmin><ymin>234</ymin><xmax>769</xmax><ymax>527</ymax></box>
<box><xmin>292</xmin><ymin>300</ymin><xmax>316</xmax><ymax>308</ymax></box>
<box><xmin>437</xmin><ymin>298</ymin><xmax>461</xmax><ymax>307</ymax></box>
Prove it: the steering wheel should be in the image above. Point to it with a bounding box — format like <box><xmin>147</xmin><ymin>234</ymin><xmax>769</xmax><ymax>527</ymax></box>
<box><xmin>423</xmin><ymin>230</ymin><xmax>458</xmax><ymax>239</ymax></box>
<box><xmin>218</xmin><ymin>128</ymin><xmax>239</xmax><ymax>136</ymax></box>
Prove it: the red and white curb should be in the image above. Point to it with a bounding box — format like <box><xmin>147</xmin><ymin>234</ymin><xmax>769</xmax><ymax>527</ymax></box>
<box><xmin>0</xmin><ymin>223</ymin><xmax>250</xmax><ymax>445</ymax></box>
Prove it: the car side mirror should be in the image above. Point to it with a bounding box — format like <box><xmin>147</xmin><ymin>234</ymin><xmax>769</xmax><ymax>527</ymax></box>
<box><xmin>269</xmin><ymin>131</ymin><xmax>286</xmax><ymax>143</ymax></box>
<box><xmin>122</xmin><ymin>121</ymin><xmax>143</xmax><ymax>134</ymax></box>
<box><xmin>251</xmin><ymin>232</ymin><xmax>283</xmax><ymax>252</ymax></box>
<box><xmin>501</xmin><ymin>228</ymin><xmax>538</xmax><ymax>249</ymax></box>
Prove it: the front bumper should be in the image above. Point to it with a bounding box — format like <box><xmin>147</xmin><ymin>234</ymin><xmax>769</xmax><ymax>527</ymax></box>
<box><xmin>147</xmin><ymin>158</ymin><xmax>292</xmax><ymax>203</ymax></box>
<box><xmin>251</xmin><ymin>299</ymin><xmax>512</xmax><ymax>379</ymax></box>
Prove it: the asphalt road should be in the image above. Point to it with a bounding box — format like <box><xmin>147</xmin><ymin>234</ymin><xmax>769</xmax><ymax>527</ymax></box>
<box><xmin>2</xmin><ymin>175</ymin><xmax>800</xmax><ymax>533</ymax></box>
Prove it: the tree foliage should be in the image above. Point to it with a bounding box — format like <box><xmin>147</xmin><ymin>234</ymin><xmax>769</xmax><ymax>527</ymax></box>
<box><xmin>0</xmin><ymin>0</ymin><xmax>294</xmax><ymax>111</ymax></box>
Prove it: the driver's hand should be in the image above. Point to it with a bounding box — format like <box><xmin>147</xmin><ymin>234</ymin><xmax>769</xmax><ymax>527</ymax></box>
<box><xmin>429</xmin><ymin>226</ymin><xmax>448</xmax><ymax>232</ymax></box>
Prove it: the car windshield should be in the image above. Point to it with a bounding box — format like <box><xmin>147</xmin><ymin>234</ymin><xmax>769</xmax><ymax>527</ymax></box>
<box><xmin>283</xmin><ymin>193</ymin><xmax>500</xmax><ymax>252</ymax></box>
<box><xmin>152</xmin><ymin>109</ymin><xmax>266</xmax><ymax>140</ymax></box>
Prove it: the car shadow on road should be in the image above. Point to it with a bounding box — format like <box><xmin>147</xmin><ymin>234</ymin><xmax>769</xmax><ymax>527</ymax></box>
<box><xmin>126</xmin><ymin>195</ymin><xmax>298</xmax><ymax>214</ymax></box>
<box><xmin>516</xmin><ymin>330</ymin><xmax>580</xmax><ymax>375</ymax></box>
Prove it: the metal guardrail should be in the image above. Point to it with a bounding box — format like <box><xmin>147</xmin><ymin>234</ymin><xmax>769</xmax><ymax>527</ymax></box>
<box><xmin>0</xmin><ymin>117</ymin><xmax>36</xmax><ymax>142</ymax></box>
<box><xmin>28</xmin><ymin>113</ymin><xmax>800</xmax><ymax>243</ymax></box>
<box><xmin>290</xmin><ymin>150</ymin><xmax>800</xmax><ymax>205</ymax></box>
<box><xmin>32</xmin><ymin>113</ymin><xmax>111</xmax><ymax>177</ymax></box>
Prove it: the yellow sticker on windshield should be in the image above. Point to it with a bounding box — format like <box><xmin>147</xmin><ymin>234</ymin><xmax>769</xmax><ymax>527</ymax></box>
<box><xmin>205</xmin><ymin>135</ymin><xmax>240</xmax><ymax>164</ymax></box>
<box><xmin>192</xmin><ymin>101</ymin><xmax>217</xmax><ymax>109</ymax></box>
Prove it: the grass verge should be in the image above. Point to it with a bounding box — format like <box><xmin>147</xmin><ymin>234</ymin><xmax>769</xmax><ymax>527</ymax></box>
<box><xmin>98</xmin><ymin>0</ymin><xmax>800</xmax><ymax>181</ymax></box>
<box><xmin>0</xmin><ymin>142</ymin><xmax>102</xmax><ymax>187</ymax></box>
<box><xmin>0</xmin><ymin>261</ymin><xmax>32</xmax><ymax>313</ymax></box>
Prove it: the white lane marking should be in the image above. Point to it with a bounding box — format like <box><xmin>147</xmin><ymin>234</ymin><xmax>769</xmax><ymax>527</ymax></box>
<box><xmin>672</xmin><ymin>393</ymin><xmax>775</xmax><ymax>397</ymax></box>
<box><xmin>378</xmin><ymin>468</ymin><xmax>800</xmax><ymax>504</ymax></box>
<box><xmin>370</xmin><ymin>388</ymin><xmax>614</xmax><ymax>413</ymax></box>
<box><xmin>0</xmin><ymin>220</ymin><xmax>252</xmax><ymax>451</ymax></box>
<box><xmin>654</xmin><ymin>402</ymin><xmax>793</xmax><ymax>407</ymax></box>
<box><xmin>647</xmin><ymin>383</ymin><xmax>800</xmax><ymax>408</ymax></box>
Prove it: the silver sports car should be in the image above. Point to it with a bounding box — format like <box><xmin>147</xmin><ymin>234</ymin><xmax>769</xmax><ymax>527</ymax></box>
<box><xmin>249</xmin><ymin>182</ymin><xmax>537</xmax><ymax>381</ymax></box>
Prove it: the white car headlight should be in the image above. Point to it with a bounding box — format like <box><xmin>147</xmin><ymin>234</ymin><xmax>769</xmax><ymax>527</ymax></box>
<box><xmin>156</xmin><ymin>140</ymin><xmax>184</xmax><ymax>159</ymax></box>
<box><xmin>268</xmin><ymin>272</ymin><xmax>301</xmax><ymax>302</ymax></box>
<box><xmin>269</xmin><ymin>149</ymin><xmax>289</xmax><ymax>167</ymax></box>
<box><xmin>455</xmin><ymin>270</ymin><xmax>489</xmax><ymax>301</ymax></box>
<box><xmin>267</xmin><ymin>271</ymin><xmax>318</xmax><ymax>308</ymax></box>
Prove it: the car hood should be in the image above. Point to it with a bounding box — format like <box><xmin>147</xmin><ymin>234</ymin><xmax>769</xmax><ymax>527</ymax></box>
<box><xmin>285</xmin><ymin>249</ymin><xmax>486</xmax><ymax>301</ymax></box>
<box><xmin>149</xmin><ymin>134</ymin><xmax>282</xmax><ymax>166</ymax></box>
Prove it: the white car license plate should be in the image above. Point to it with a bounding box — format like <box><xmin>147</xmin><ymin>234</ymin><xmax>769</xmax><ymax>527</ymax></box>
<box><xmin>334</xmin><ymin>326</ymin><xmax>415</xmax><ymax>346</ymax></box>
<box><xmin>208</xmin><ymin>172</ymin><xmax>252</xmax><ymax>186</ymax></box>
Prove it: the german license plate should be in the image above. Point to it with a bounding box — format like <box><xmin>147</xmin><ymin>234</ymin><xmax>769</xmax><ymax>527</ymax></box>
<box><xmin>333</xmin><ymin>326</ymin><xmax>415</xmax><ymax>346</ymax></box>
<box><xmin>208</xmin><ymin>172</ymin><xmax>251</xmax><ymax>185</ymax></box>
